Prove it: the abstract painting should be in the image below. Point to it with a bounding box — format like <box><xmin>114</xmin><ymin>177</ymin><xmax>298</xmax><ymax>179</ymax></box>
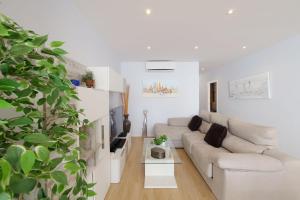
<box><xmin>229</xmin><ymin>72</ymin><xmax>271</xmax><ymax>99</ymax></box>
<box><xmin>143</xmin><ymin>80</ymin><xmax>178</xmax><ymax>97</ymax></box>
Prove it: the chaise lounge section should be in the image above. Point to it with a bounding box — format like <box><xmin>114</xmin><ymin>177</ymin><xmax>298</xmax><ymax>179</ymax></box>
<box><xmin>154</xmin><ymin>111</ymin><xmax>300</xmax><ymax>200</ymax></box>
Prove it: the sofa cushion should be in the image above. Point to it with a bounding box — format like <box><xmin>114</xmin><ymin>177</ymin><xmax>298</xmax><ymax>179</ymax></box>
<box><xmin>191</xmin><ymin>143</ymin><xmax>229</xmax><ymax>178</ymax></box>
<box><xmin>154</xmin><ymin>123</ymin><xmax>190</xmax><ymax>141</ymax></box>
<box><xmin>199</xmin><ymin>111</ymin><xmax>211</xmax><ymax>122</ymax></box>
<box><xmin>212</xmin><ymin>153</ymin><xmax>283</xmax><ymax>172</ymax></box>
<box><xmin>228</xmin><ymin>118</ymin><xmax>277</xmax><ymax>147</ymax></box>
<box><xmin>210</xmin><ymin>112</ymin><xmax>228</xmax><ymax>127</ymax></box>
<box><xmin>199</xmin><ymin>121</ymin><xmax>212</xmax><ymax>134</ymax></box>
<box><xmin>223</xmin><ymin>133</ymin><xmax>268</xmax><ymax>154</ymax></box>
<box><xmin>188</xmin><ymin>115</ymin><xmax>202</xmax><ymax>131</ymax></box>
<box><xmin>182</xmin><ymin>132</ymin><xmax>205</xmax><ymax>155</ymax></box>
<box><xmin>204</xmin><ymin>123</ymin><xmax>227</xmax><ymax>148</ymax></box>
<box><xmin>168</xmin><ymin>117</ymin><xmax>190</xmax><ymax>127</ymax></box>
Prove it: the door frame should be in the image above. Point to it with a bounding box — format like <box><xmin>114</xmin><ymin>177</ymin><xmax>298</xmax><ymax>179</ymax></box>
<box><xmin>207</xmin><ymin>80</ymin><xmax>218</xmax><ymax>112</ymax></box>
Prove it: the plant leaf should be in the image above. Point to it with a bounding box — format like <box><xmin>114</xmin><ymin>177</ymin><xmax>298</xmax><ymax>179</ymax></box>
<box><xmin>0</xmin><ymin>23</ymin><xmax>9</xmax><ymax>36</ymax></box>
<box><xmin>24</xmin><ymin>133</ymin><xmax>50</xmax><ymax>144</ymax></box>
<box><xmin>51</xmin><ymin>171</ymin><xmax>68</xmax><ymax>185</ymax></box>
<box><xmin>53</xmin><ymin>48</ymin><xmax>67</xmax><ymax>55</ymax></box>
<box><xmin>0</xmin><ymin>63</ymin><xmax>9</xmax><ymax>75</ymax></box>
<box><xmin>37</xmin><ymin>98</ymin><xmax>46</xmax><ymax>105</ymax></box>
<box><xmin>20</xmin><ymin>150</ymin><xmax>35</xmax><ymax>175</ymax></box>
<box><xmin>47</xmin><ymin>88</ymin><xmax>59</xmax><ymax>105</ymax></box>
<box><xmin>5</xmin><ymin>145</ymin><xmax>25</xmax><ymax>171</ymax></box>
<box><xmin>28</xmin><ymin>111</ymin><xmax>42</xmax><ymax>119</ymax></box>
<box><xmin>9</xmin><ymin>175</ymin><xmax>36</xmax><ymax>194</ymax></box>
<box><xmin>87</xmin><ymin>190</ymin><xmax>96</xmax><ymax>197</ymax></box>
<box><xmin>30</xmin><ymin>35</ymin><xmax>48</xmax><ymax>47</ymax></box>
<box><xmin>49</xmin><ymin>157</ymin><xmax>63</xmax><ymax>170</ymax></box>
<box><xmin>0</xmin><ymin>159</ymin><xmax>12</xmax><ymax>188</ymax></box>
<box><xmin>50</xmin><ymin>41</ymin><xmax>64</xmax><ymax>48</ymax></box>
<box><xmin>9</xmin><ymin>117</ymin><xmax>33</xmax><ymax>127</ymax></box>
<box><xmin>0</xmin><ymin>192</ymin><xmax>11</xmax><ymax>200</ymax></box>
<box><xmin>35</xmin><ymin>146</ymin><xmax>49</xmax><ymax>162</ymax></box>
<box><xmin>64</xmin><ymin>162</ymin><xmax>80</xmax><ymax>174</ymax></box>
<box><xmin>10</xmin><ymin>44</ymin><xmax>33</xmax><ymax>56</ymax></box>
<box><xmin>0</xmin><ymin>78</ymin><xmax>20</xmax><ymax>91</ymax></box>
<box><xmin>0</xmin><ymin>98</ymin><xmax>14</xmax><ymax>109</ymax></box>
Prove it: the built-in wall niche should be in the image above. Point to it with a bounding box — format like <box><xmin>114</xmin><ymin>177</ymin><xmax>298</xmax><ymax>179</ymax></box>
<box><xmin>79</xmin><ymin>120</ymin><xmax>103</xmax><ymax>167</ymax></box>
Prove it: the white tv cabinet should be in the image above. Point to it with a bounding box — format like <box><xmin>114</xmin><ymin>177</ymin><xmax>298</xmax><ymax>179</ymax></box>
<box><xmin>110</xmin><ymin>133</ymin><xmax>131</xmax><ymax>183</ymax></box>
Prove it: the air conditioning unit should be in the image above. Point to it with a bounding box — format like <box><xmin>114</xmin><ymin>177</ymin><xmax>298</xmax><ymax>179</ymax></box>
<box><xmin>145</xmin><ymin>61</ymin><xmax>176</xmax><ymax>71</ymax></box>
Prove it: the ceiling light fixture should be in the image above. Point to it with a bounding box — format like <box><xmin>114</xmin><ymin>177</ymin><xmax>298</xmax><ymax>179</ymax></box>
<box><xmin>147</xmin><ymin>46</ymin><xmax>151</xmax><ymax>50</ymax></box>
<box><xmin>145</xmin><ymin>9</ymin><xmax>152</xmax><ymax>15</ymax></box>
<box><xmin>194</xmin><ymin>46</ymin><xmax>199</xmax><ymax>50</ymax></box>
<box><xmin>227</xmin><ymin>9</ymin><xmax>234</xmax><ymax>15</ymax></box>
<box><xmin>201</xmin><ymin>67</ymin><xmax>206</xmax><ymax>71</ymax></box>
<box><xmin>242</xmin><ymin>46</ymin><xmax>247</xmax><ymax>49</ymax></box>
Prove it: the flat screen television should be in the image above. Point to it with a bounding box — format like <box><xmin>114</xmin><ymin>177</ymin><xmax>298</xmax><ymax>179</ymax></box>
<box><xmin>110</xmin><ymin>106</ymin><xmax>123</xmax><ymax>143</ymax></box>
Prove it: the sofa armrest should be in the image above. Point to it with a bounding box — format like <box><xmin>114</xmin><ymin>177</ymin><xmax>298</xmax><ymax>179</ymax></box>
<box><xmin>264</xmin><ymin>149</ymin><xmax>300</xmax><ymax>168</ymax></box>
<box><xmin>168</xmin><ymin>117</ymin><xmax>190</xmax><ymax>127</ymax></box>
<box><xmin>213</xmin><ymin>153</ymin><xmax>283</xmax><ymax>172</ymax></box>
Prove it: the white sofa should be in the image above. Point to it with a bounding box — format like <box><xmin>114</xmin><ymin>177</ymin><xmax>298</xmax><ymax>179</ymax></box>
<box><xmin>154</xmin><ymin>111</ymin><xmax>300</xmax><ymax>200</ymax></box>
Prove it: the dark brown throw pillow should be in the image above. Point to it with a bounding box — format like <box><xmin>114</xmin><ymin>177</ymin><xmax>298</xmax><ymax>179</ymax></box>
<box><xmin>204</xmin><ymin>123</ymin><xmax>227</xmax><ymax>148</ymax></box>
<box><xmin>188</xmin><ymin>115</ymin><xmax>202</xmax><ymax>131</ymax></box>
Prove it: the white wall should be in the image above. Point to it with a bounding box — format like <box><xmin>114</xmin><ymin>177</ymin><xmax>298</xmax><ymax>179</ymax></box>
<box><xmin>121</xmin><ymin>62</ymin><xmax>200</xmax><ymax>136</ymax></box>
<box><xmin>0</xmin><ymin>0</ymin><xmax>120</xmax><ymax>71</ymax></box>
<box><xmin>200</xmin><ymin>35</ymin><xmax>300</xmax><ymax>158</ymax></box>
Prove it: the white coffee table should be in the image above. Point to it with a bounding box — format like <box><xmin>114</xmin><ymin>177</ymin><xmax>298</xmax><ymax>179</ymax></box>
<box><xmin>141</xmin><ymin>138</ymin><xmax>182</xmax><ymax>188</ymax></box>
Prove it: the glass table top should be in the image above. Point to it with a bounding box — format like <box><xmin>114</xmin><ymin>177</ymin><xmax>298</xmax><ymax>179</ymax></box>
<box><xmin>141</xmin><ymin>138</ymin><xmax>182</xmax><ymax>164</ymax></box>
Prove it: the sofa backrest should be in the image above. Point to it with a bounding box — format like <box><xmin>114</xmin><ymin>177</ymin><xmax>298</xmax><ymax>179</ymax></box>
<box><xmin>168</xmin><ymin>117</ymin><xmax>190</xmax><ymax>127</ymax></box>
<box><xmin>228</xmin><ymin>118</ymin><xmax>278</xmax><ymax>147</ymax></box>
<box><xmin>210</xmin><ymin>112</ymin><xmax>229</xmax><ymax>128</ymax></box>
<box><xmin>199</xmin><ymin>111</ymin><xmax>278</xmax><ymax>153</ymax></box>
<box><xmin>199</xmin><ymin>111</ymin><xmax>211</xmax><ymax>122</ymax></box>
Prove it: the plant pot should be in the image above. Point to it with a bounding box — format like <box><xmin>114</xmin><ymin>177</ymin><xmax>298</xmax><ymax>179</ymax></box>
<box><xmin>160</xmin><ymin>141</ymin><xmax>166</xmax><ymax>146</ymax></box>
<box><xmin>85</xmin><ymin>79</ymin><xmax>95</xmax><ymax>88</ymax></box>
<box><xmin>123</xmin><ymin>114</ymin><xmax>131</xmax><ymax>134</ymax></box>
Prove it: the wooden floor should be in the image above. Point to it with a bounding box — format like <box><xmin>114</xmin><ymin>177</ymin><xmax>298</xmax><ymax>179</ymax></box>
<box><xmin>105</xmin><ymin>137</ymin><xmax>216</xmax><ymax>200</ymax></box>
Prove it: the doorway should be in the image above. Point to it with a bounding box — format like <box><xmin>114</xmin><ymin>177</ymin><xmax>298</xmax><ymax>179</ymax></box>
<box><xmin>208</xmin><ymin>81</ymin><xmax>218</xmax><ymax>112</ymax></box>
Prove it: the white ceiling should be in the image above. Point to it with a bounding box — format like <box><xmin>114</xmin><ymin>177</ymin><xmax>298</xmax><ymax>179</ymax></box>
<box><xmin>75</xmin><ymin>0</ymin><xmax>300</xmax><ymax>68</ymax></box>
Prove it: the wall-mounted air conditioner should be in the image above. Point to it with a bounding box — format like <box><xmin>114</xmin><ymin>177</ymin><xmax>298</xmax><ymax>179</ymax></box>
<box><xmin>145</xmin><ymin>61</ymin><xmax>176</xmax><ymax>71</ymax></box>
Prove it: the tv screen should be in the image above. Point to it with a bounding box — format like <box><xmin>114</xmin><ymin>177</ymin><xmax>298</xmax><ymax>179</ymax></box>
<box><xmin>110</xmin><ymin>106</ymin><xmax>123</xmax><ymax>143</ymax></box>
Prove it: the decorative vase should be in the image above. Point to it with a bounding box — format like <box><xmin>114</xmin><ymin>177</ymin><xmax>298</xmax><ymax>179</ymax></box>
<box><xmin>123</xmin><ymin>114</ymin><xmax>131</xmax><ymax>134</ymax></box>
<box><xmin>85</xmin><ymin>79</ymin><xmax>95</xmax><ymax>88</ymax></box>
<box><xmin>71</xmin><ymin>79</ymin><xmax>80</xmax><ymax>86</ymax></box>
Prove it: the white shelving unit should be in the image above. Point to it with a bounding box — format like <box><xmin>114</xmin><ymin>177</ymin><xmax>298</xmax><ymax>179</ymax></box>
<box><xmin>110</xmin><ymin>133</ymin><xmax>132</xmax><ymax>183</ymax></box>
<box><xmin>75</xmin><ymin>86</ymin><xmax>110</xmax><ymax>200</ymax></box>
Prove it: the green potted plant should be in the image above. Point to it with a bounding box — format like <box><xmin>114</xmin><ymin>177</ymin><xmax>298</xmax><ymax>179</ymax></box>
<box><xmin>0</xmin><ymin>13</ymin><xmax>94</xmax><ymax>199</ymax></box>
<box><xmin>153</xmin><ymin>135</ymin><xmax>168</xmax><ymax>146</ymax></box>
<box><xmin>82</xmin><ymin>71</ymin><xmax>95</xmax><ymax>88</ymax></box>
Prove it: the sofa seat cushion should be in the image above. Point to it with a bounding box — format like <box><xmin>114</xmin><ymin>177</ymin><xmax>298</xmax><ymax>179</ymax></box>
<box><xmin>191</xmin><ymin>143</ymin><xmax>229</xmax><ymax>178</ymax></box>
<box><xmin>212</xmin><ymin>153</ymin><xmax>283</xmax><ymax>172</ymax></box>
<box><xmin>223</xmin><ymin>133</ymin><xmax>268</xmax><ymax>154</ymax></box>
<box><xmin>182</xmin><ymin>132</ymin><xmax>205</xmax><ymax>155</ymax></box>
<box><xmin>228</xmin><ymin>118</ymin><xmax>277</xmax><ymax>147</ymax></box>
<box><xmin>154</xmin><ymin>123</ymin><xmax>191</xmax><ymax>141</ymax></box>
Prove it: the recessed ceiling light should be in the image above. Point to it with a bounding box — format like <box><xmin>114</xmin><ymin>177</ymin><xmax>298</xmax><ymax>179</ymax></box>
<box><xmin>242</xmin><ymin>46</ymin><xmax>247</xmax><ymax>49</ymax></box>
<box><xmin>201</xmin><ymin>67</ymin><xmax>206</xmax><ymax>71</ymax></box>
<box><xmin>147</xmin><ymin>46</ymin><xmax>151</xmax><ymax>50</ymax></box>
<box><xmin>227</xmin><ymin>9</ymin><xmax>234</xmax><ymax>15</ymax></box>
<box><xmin>145</xmin><ymin>9</ymin><xmax>152</xmax><ymax>15</ymax></box>
<box><xmin>194</xmin><ymin>46</ymin><xmax>199</xmax><ymax>50</ymax></box>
